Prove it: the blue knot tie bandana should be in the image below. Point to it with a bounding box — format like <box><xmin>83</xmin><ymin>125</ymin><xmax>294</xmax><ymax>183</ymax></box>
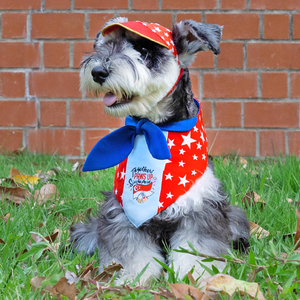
<box><xmin>82</xmin><ymin>100</ymin><xmax>200</xmax><ymax>172</ymax></box>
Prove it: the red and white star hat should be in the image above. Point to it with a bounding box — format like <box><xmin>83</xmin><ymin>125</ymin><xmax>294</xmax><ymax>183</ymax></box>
<box><xmin>102</xmin><ymin>21</ymin><xmax>178</xmax><ymax>61</ymax></box>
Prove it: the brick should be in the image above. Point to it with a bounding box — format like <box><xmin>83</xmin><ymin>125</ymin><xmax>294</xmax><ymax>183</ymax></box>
<box><xmin>70</xmin><ymin>101</ymin><xmax>125</xmax><ymax>127</ymax></box>
<box><xmin>75</xmin><ymin>0</ymin><xmax>127</xmax><ymax>9</ymax></box>
<box><xmin>291</xmin><ymin>73</ymin><xmax>300</xmax><ymax>98</ymax></box>
<box><xmin>176</xmin><ymin>13</ymin><xmax>202</xmax><ymax>23</ymax></box>
<box><xmin>40</xmin><ymin>101</ymin><xmax>66</xmax><ymax>127</ymax></box>
<box><xmin>89</xmin><ymin>13</ymin><xmax>114</xmax><ymax>38</ymax></box>
<box><xmin>27</xmin><ymin>129</ymin><xmax>81</xmax><ymax>155</ymax></box>
<box><xmin>261</xmin><ymin>72</ymin><xmax>287</xmax><ymax>99</ymax></box>
<box><xmin>244</xmin><ymin>102</ymin><xmax>299</xmax><ymax>128</ymax></box>
<box><xmin>247</xmin><ymin>43</ymin><xmax>300</xmax><ymax>69</ymax></box>
<box><xmin>29</xmin><ymin>72</ymin><xmax>81</xmax><ymax>98</ymax></box>
<box><xmin>44</xmin><ymin>42</ymin><xmax>69</xmax><ymax>68</ymax></box>
<box><xmin>0</xmin><ymin>72</ymin><xmax>25</xmax><ymax>98</ymax></box>
<box><xmin>200</xmin><ymin>101</ymin><xmax>212</xmax><ymax>127</ymax></box>
<box><xmin>191</xmin><ymin>51</ymin><xmax>214</xmax><ymax>69</ymax></box>
<box><xmin>2</xmin><ymin>13</ymin><xmax>27</xmax><ymax>39</ymax></box>
<box><xmin>293</xmin><ymin>15</ymin><xmax>300</xmax><ymax>39</ymax></box>
<box><xmin>31</xmin><ymin>13</ymin><xmax>85</xmax><ymax>39</ymax></box>
<box><xmin>215</xmin><ymin>102</ymin><xmax>241</xmax><ymax>127</ymax></box>
<box><xmin>190</xmin><ymin>71</ymin><xmax>200</xmax><ymax>99</ymax></box>
<box><xmin>0</xmin><ymin>42</ymin><xmax>40</xmax><ymax>68</ymax></box>
<box><xmin>45</xmin><ymin>0</ymin><xmax>70</xmax><ymax>9</ymax></box>
<box><xmin>217</xmin><ymin>42</ymin><xmax>243</xmax><ymax>68</ymax></box>
<box><xmin>206</xmin><ymin>130</ymin><xmax>256</xmax><ymax>156</ymax></box>
<box><xmin>264</xmin><ymin>14</ymin><xmax>289</xmax><ymax>40</ymax></box>
<box><xmin>0</xmin><ymin>0</ymin><xmax>41</xmax><ymax>9</ymax></box>
<box><xmin>162</xmin><ymin>0</ymin><xmax>216</xmax><ymax>9</ymax></box>
<box><xmin>260</xmin><ymin>130</ymin><xmax>285</xmax><ymax>156</ymax></box>
<box><xmin>203</xmin><ymin>72</ymin><xmax>257</xmax><ymax>98</ymax></box>
<box><xmin>289</xmin><ymin>132</ymin><xmax>300</xmax><ymax>155</ymax></box>
<box><xmin>120</xmin><ymin>13</ymin><xmax>173</xmax><ymax>29</ymax></box>
<box><xmin>221</xmin><ymin>0</ymin><xmax>246</xmax><ymax>10</ymax></box>
<box><xmin>0</xmin><ymin>101</ymin><xmax>36</xmax><ymax>127</ymax></box>
<box><xmin>84</xmin><ymin>129</ymin><xmax>110</xmax><ymax>153</ymax></box>
<box><xmin>0</xmin><ymin>130</ymin><xmax>23</xmax><ymax>153</ymax></box>
<box><xmin>133</xmin><ymin>0</ymin><xmax>159</xmax><ymax>10</ymax></box>
<box><xmin>206</xmin><ymin>14</ymin><xmax>259</xmax><ymax>39</ymax></box>
<box><xmin>73</xmin><ymin>42</ymin><xmax>94</xmax><ymax>69</ymax></box>
<box><xmin>251</xmin><ymin>0</ymin><xmax>300</xmax><ymax>10</ymax></box>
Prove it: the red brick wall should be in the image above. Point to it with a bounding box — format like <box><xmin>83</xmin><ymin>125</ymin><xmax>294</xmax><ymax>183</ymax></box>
<box><xmin>0</xmin><ymin>0</ymin><xmax>300</xmax><ymax>158</ymax></box>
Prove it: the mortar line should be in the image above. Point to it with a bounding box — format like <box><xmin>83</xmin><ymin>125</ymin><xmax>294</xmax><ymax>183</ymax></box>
<box><xmin>285</xmin><ymin>130</ymin><xmax>289</xmax><ymax>155</ymax></box>
<box><xmin>256</xmin><ymin>130</ymin><xmax>260</xmax><ymax>157</ymax></box>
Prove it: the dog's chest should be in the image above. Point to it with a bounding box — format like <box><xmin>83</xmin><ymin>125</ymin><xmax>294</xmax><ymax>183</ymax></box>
<box><xmin>114</xmin><ymin>110</ymin><xmax>208</xmax><ymax>228</ymax></box>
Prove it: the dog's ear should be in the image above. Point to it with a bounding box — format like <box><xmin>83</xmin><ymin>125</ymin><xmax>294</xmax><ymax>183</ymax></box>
<box><xmin>172</xmin><ymin>20</ymin><xmax>223</xmax><ymax>68</ymax></box>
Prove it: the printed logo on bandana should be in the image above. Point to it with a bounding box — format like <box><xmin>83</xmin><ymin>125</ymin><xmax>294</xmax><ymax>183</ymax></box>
<box><xmin>129</xmin><ymin>167</ymin><xmax>156</xmax><ymax>203</ymax></box>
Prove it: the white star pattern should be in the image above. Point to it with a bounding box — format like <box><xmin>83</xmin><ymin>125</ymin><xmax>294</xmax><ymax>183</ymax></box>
<box><xmin>154</xmin><ymin>26</ymin><xmax>161</xmax><ymax>32</ymax></box>
<box><xmin>171</xmin><ymin>40</ymin><xmax>174</xmax><ymax>45</ymax></box>
<box><xmin>178</xmin><ymin>175</ymin><xmax>189</xmax><ymax>187</ymax></box>
<box><xmin>117</xmin><ymin>172</ymin><xmax>119</xmax><ymax>178</ymax></box>
<box><xmin>200</xmin><ymin>131</ymin><xmax>205</xmax><ymax>143</ymax></box>
<box><xmin>166</xmin><ymin>41</ymin><xmax>170</xmax><ymax>46</ymax></box>
<box><xmin>179</xmin><ymin>161</ymin><xmax>185</xmax><ymax>167</ymax></box>
<box><xmin>115</xmin><ymin>189</ymin><xmax>118</xmax><ymax>194</ymax></box>
<box><xmin>196</xmin><ymin>142</ymin><xmax>202</xmax><ymax>150</ymax></box>
<box><xmin>161</xmin><ymin>36</ymin><xmax>165</xmax><ymax>40</ymax></box>
<box><xmin>166</xmin><ymin>192</ymin><xmax>173</xmax><ymax>199</ymax></box>
<box><xmin>179</xmin><ymin>148</ymin><xmax>185</xmax><ymax>155</ymax></box>
<box><xmin>194</xmin><ymin>126</ymin><xmax>198</xmax><ymax>132</ymax></box>
<box><xmin>202</xmin><ymin>154</ymin><xmax>206</xmax><ymax>160</ymax></box>
<box><xmin>120</xmin><ymin>169</ymin><xmax>126</xmax><ymax>179</ymax></box>
<box><xmin>165</xmin><ymin>173</ymin><xmax>173</xmax><ymax>180</ymax></box>
<box><xmin>193</xmin><ymin>155</ymin><xmax>198</xmax><ymax>160</ymax></box>
<box><xmin>168</xmin><ymin>139</ymin><xmax>175</xmax><ymax>149</ymax></box>
<box><xmin>191</xmin><ymin>170</ymin><xmax>197</xmax><ymax>175</ymax></box>
<box><xmin>181</xmin><ymin>132</ymin><xmax>196</xmax><ymax>149</ymax></box>
<box><xmin>164</xmin><ymin>32</ymin><xmax>169</xmax><ymax>37</ymax></box>
<box><xmin>158</xmin><ymin>201</ymin><xmax>164</xmax><ymax>208</ymax></box>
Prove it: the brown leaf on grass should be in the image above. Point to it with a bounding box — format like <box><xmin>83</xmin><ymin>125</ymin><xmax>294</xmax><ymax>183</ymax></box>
<box><xmin>0</xmin><ymin>238</ymin><xmax>5</xmax><ymax>244</ymax></box>
<box><xmin>30</xmin><ymin>276</ymin><xmax>52</xmax><ymax>296</ymax></box>
<box><xmin>65</xmin><ymin>270</ymin><xmax>79</xmax><ymax>284</ymax></box>
<box><xmin>0</xmin><ymin>186</ymin><xmax>33</xmax><ymax>204</ymax></box>
<box><xmin>239</xmin><ymin>157</ymin><xmax>248</xmax><ymax>165</ymax></box>
<box><xmin>10</xmin><ymin>168</ymin><xmax>20</xmax><ymax>177</ymax></box>
<box><xmin>71</xmin><ymin>207</ymin><xmax>93</xmax><ymax>225</ymax></box>
<box><xmin>1</xmin><ymin>212</ymin><xmax>12</xmax><ymax>223</ymax></box>
<box><xmin>30</xmin><ymin>229</ymin><xmax>60</xmax><ymax>245</ymax></box>
<box><xmin>168</xmin><ymin>283</ymin><xmax>203</xmax><ymax>300</ymax></box>
<box><xmin>188</xmin><ymin>271</ymin><xmax>196</xmax><ymax>285</ymax></box>
<box><xmin>13</xmin><ymin>146</ymin><xmax>26</xmax><ymax>155</ymax></box>
<box><xmin>249</xmin><ymin>221</ymin><xmax>270</xmax><ymax>239</ymax></box>
<box><xmin>94</xmin><ymin>262</ymin><xmax>123</xmax><ymax>282</ymax></box>
<box><xmin>286</xmin><ymin>198</ymin><xmax>300</xmax><ymax>209</ymax></box>
<box><xmin>200</xmin><ymin>274</ymin><xmax>265</xmax><ymax>300</ymax></box>
<box><xmin>34</xmin><ymin>184</ymin><xmax>59</xmax><ymax>204</ymax></box>
<box><xmin>294</xmin><ymin>209</ymin><xmax>300</xmax><ymax>250</ymax></box>
<box><xmin>154</xmin><ymin>295</ymin><xmax>161</xmax><ymax>300</ymax></box>
<box><xmin>50</xmin><ymin>277</ymin><xmax>79</xmax><ymax>300</ymax></box>
<box><xmin>242</xmin><ymin>192</ymin><xmax>266</xmax><ymax>211</ymax></box>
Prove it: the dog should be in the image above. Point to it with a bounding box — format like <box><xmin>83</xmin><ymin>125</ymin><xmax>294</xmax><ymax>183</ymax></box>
<box><xmin>70</xmin><ymin>17</ymin><xmax>249</xmax><ymax>284</ymax></box>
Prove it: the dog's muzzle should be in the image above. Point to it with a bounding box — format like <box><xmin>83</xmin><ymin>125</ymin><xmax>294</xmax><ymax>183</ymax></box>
<box><xmin>92</xmin><ymin>67</ymin><xmax>109</xmax><ymax>85</ymax></box>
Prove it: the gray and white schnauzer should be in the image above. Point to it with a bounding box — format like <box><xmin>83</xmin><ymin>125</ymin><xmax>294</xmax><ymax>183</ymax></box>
<box><xmin>71</xmin><ymin>17</ymin><xmax>249</xmax><ymax>284</ymax></box>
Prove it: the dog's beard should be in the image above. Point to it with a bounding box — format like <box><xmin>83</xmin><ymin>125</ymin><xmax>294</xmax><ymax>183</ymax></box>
<box><xmin>80</xmin><ymin>48</ymin><xmax>181</xmax><ymax>123</ymax></box>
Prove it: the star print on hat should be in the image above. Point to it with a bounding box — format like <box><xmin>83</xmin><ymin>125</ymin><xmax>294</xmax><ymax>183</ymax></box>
<box><xmin>102</xmin><ymin>21</ymin><xmax>178</xmax><ymax>60</ymax></box>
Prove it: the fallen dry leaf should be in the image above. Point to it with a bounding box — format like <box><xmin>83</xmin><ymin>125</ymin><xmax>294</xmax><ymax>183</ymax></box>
<box><xmin>295</xmin><ymin>209</ymin><xmax>300</xmax><ymax>250</ymax></box>
<box><xmin>1</xmin><ymin>212</ymin><xmax>11</xmax><ymax>223</ymax></box>
<box><xmin>188</xmin><ymin>271</ymin><xmax>196</xmax><ymax>285</ymax></box>
<box><xmin>239</xmin><ymin>157</ymin><xmax>248</xmax><ymax>165</ymax></box>
<box><xmin>10</xmin><ymin>168</ymin><xmax>20</xmax><ymax>177</ymax></box>
<box><xmin>249</xmin><ymin>221</ymin><xmax>270</xmax><ymax>239</ymax></box>
<box><xmin>65</xmin><ymin>270</ymin><xmax>79</xmax><ymax>285</ymax></box>
<box><xmin>71</xmin><ymin>207</ymin><xmax>93</xmax><ymax>225</ymax></box>
<box><xmin>11</xmin><ymin>173</ymin><xmax>39</xmax><ymax>186</ymax></box>
<box><xmin>30</xmin><ymin>276</ymin><xmax>53</xmax><ymax>296</ymax></box>
<box><xmin>200</xmin><ymin>274</ymin><xmax>265</xmax><ymax>300</ymax></box>
<box><xmin>94</xmin><ymin>262</ymin><xmax>123</xmax><ymax>282</ymax></box>
<box><xmin>286</xmin><ymin>198</ymin><xmax>300</xmax><ymax>209</ymax></box>
<box><xmin>0</xmin><ymin>186</ymin><xmax>33</xmax><ymax>204</ymax></box>
<box><xmin>34</xmin><ymin>184</ymin><xmax>59</xmax><ymax>204</ymax></box>
<box><xmin>242</xmin><ymin>192</ymin><xmax>266</xmax><ymax>211</ymax></box>
<box><xmin>0</xmin><ymin>238</ymin><xmax>5</xmax><ymax>244</ymax></box>
<box><xmin>50</xmin><ymin>277</ymin><xmax>79</xmax><ymax>300</ymax></box>
<box><xmin>168</xmin><ymin>283</ymin><xmax>203</xmax><ymax>300</ymax></box>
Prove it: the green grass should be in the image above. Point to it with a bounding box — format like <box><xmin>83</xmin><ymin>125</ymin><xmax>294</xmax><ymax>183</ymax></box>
<box><xmin>0</xmin><ymin>152</ymin><xmax>299</xmax><ymax>299</ymax></box>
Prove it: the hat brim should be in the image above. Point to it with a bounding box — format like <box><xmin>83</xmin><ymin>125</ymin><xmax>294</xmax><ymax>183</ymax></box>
<box><xmin>102</xmin><ymin>22</ymin><xmax>168</xmax><ymax>49</ymax></box>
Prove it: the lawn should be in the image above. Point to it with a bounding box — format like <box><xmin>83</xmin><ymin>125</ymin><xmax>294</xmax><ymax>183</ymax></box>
<box><xmin>0</xmin><ymin>152</ymin><xmax>299</xmax><ymax>299</ymax></box>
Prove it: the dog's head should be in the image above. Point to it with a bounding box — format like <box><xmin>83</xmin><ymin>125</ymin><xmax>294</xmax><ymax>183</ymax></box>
<box><xmin>80</xmin><ymin>17</ymin><xmax>222</xmax><ymax>123</ymax></box>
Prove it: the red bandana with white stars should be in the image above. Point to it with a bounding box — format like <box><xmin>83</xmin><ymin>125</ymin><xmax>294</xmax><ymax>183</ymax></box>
<box><xmin>113</xmin><ymin>101</ymin><xmax>208</xmax><ymax>228</ymax></box>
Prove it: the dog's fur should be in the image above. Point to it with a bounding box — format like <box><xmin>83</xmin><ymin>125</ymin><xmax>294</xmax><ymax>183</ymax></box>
<box><xmin>71</xmin><ymin>17</ymin><xmax>249</xmax><ymax>284</ymax></box>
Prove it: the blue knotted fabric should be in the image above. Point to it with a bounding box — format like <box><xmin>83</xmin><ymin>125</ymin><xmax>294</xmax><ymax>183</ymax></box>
<box><xmin>82</xmin><ymin>99</ymin><xmax>200</xmax><ymax>172</ymax></box>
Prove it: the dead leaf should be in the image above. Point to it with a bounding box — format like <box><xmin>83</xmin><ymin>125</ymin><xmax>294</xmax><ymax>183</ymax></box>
<box><xmin>286</xmin><ymin>198</ymin><xmax>300</xmax><ymax>209</ymax></box>
<box><xmin>50</xmin><ymin>277</ymin><xmax>78</xmax><ymax>300</ymax></box>
<box><xmin>242</xmin><ymin>192</ymin><xmax>266</xmax><ymax>211</ymax></box>
<box><xmin>94</xmin><ymin>262</ymin><xmax>123</xmax><ymax>282</ymax></box>
<box><xmin>0</xmin><ymin>238</ymin><xmax>5</xmax><ymax>244</ymax></box>
<box><xmin>71</xmin><ymin>207</ymin><xmax>93</xmax><ymax>225</ymax></box>
<box><xmin>239</xmin><ymin>157</ymin><xmax>248</xmax><ymax>165</ymax></box>
<box><xmin>188</xmin><ymin>271</ymin><xmax>196</xmax><ymax>285</ymax></box>
<box><xmin>154</xmin><ymin>295</ymin><xmax>161</xmax><ymax>300</ymax></box>
<box><xmin>223</xmin><ymin>157</ymin><xmax>229</xmax><ymax>166</ymax></box>
<box><xmin>249</xmin><ymin>221</ymin><xmax>270</xmax><ymax>239</ymax></box>
<box><xmin>34</xmin><ymin>184</ymin><xmax>59</xmax><ymax>204</ymax></box>
<box><xmin>295</xmin><ymin>209</ymin><xmax>300</xmax><ymax>250</ymax></box>
<box><xmin>12</xmin><ymin>174</ymin><xmax>40</xmax><ymax>186</ymax></box>
<box><xmin>10</xmin><ymin>168</ymin><xmax>20</xmax><ymax>177</ymax></box>
<box><xmin>30</xmin><ymin>276</ymin><xmax>53</xmax><ymax>296</ymax></box>
<box><xmin>0</xmin><ymin>186</ymin><xmax>33</xmax><ymax>204</ymax></box>
<box><xmin>168</xmin><ymin>283</ymin><xmax>203</xmax><ymax>300</ymax></box>
<box><xmin>65</xmin><ymin>270</ymin><xmax>79</xmax><ymax>284</ymax></box>
<box><xmin>1</xmin><ymin>212</ymin><xmax>11</xmax><ymax>223</ymax></box>
<box><xmin>200</xmin><ymin>274</ymin><xmax>265</xmax><ymax>300</ymax></box>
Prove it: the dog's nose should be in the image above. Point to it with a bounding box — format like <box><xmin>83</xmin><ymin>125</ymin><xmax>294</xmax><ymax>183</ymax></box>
<box><xmin>91</xmin><ymin>67</ymin><xmax>109</xmax><ymax>84</ymax></box>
